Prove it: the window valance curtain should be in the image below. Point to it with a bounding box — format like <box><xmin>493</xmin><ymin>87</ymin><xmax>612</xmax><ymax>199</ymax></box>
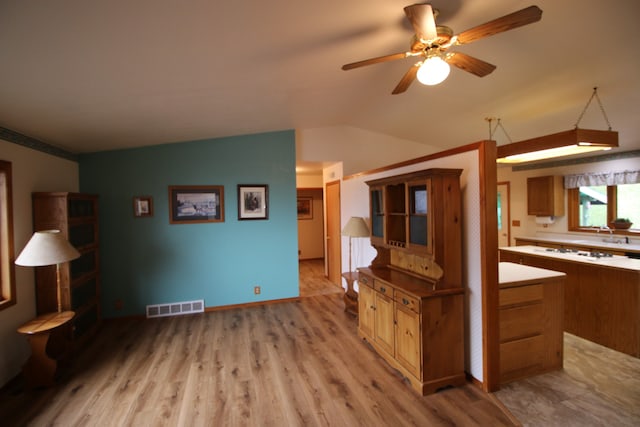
<box><xmin>564</xmin><ymin>170</ymin><xmax>640</xmax><ymax>189</ymax></box>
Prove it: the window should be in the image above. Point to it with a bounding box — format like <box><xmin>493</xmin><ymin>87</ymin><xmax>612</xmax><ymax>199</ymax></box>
<box><xmin>0</xmin><ymin>160</ymin><xmax>16</xmax><ymax>310</ymax></box>
<box><xmin>617</xmin><ymin>184</ymin><xmax>640</xmax><ymax>224</ymax></box>
<box><xmin>568</xmin><ymin>183</ymin><xmax>640</xmax><ymax>232</ymax></box>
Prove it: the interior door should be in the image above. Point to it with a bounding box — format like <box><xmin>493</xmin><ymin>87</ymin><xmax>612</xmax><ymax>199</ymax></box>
<box><xmin>497</xmin><ymin>182</ymin><xmax>511</xmax><ymax>247</ymax></box>
<box><xmin>325</xmin><ymin>180</ymin><xmax>341</xmax><ymax>285</ymax></box>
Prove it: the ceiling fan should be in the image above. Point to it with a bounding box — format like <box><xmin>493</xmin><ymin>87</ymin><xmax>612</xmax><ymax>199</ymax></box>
<box><xmin>341</xmin><ymin>3</ymin><xmax>542</xmax><ymax>94</ymax></box>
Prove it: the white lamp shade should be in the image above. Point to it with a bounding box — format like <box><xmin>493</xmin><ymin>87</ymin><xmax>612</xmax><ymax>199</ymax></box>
<box><xmin>341</xmin><ymin>217</ymin><xmax>370</xmax><ymax>238</ymax></box>
<box><xmin>15</xmin><ymin>230</ymin><xmax>81</xmax><ymax>267</ymax></box>
<box><xmin>416</xmin><ymin>56</ymin><xmax>450</xmax><ymax>86</ymax></box>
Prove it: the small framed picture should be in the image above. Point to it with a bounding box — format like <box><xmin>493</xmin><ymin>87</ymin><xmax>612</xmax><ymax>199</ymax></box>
<box><xmin>238</xmin><ymin>185</ymin><xmax>268</xmax><ymax>220</ymax></box>
<box><xmin>168</xmin><ymin>185</ymin><xmax>224</xmax><ymax>224</ymax></box>
<box><xmin>297</xmin><ymin>197</ymin><xmax>313</xmax><ymax>220</ymax></box>
<box><xmin>134</xmin><ymin>196</ymin><xmax>153</xmax><ymax>218</ymax></box>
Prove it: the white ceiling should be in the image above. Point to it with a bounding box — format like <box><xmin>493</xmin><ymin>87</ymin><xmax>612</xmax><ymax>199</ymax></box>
<box><xmin>1</xmin><ymin>0</ymin><xmax>639</xmax><ymax>166</ymax></box>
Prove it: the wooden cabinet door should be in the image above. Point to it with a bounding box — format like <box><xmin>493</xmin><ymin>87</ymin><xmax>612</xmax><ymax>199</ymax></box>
<box><xmin>407</xmin><ymin>179</ymin><xmax>432</xmax><ymax>254</ymax></box>
<box><xmin>358</xmin><ymin>284</ymin><xmax>375</xmax><ymax>340</ymax></box>
<box><xmin>369</xmin><ymin>187</ymin><xmax>384</xmax><ymax>246</ymax></box>
<box><xmin>374</xmin><ymin>292</ymin><xmax>395</xmax><ymax>356</ymax></box>
<box><xmin>395</xmin><ymin>306</ymin><xmax>421</xmax><ymax>378</ymax></box>
<box><xmin>527</xmin><ymin>176</ymin><xmax>564</xmax><ymax>216</ymax></box>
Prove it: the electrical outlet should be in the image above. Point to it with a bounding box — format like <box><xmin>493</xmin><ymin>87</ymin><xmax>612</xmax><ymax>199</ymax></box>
<box><xmin>254</xmin><ymin>286</ymin><xmax>261</xmax><ymax>295</ymax></box>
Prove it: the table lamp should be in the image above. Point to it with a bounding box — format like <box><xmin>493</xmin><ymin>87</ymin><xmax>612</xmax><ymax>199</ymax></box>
<box><xmin>341</xmin><ymin>217</ymin><xmax>370</xmax><ymax>273</ymax></box>
<box><xmin>15</xmin><ymin>230</ymin><xmax>80</xmax><ymax>313</ymax></box>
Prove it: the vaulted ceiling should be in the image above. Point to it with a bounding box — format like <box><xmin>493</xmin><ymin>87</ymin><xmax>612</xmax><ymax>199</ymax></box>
<box><xmin>1</xmin><ymin>1</ymin><xmax>639</xmax><ymax>164</ymax></box>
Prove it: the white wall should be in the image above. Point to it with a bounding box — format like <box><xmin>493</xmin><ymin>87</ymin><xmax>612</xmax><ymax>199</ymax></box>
<box><xmin>0</xmin><ymin>139</ymin><xmax>78</xmax><ymax>387</ymax></box>
<box><xmin>296</xmin><ymin>173</ymin><xmax>323</xmax><ymax>188</ymax></box>
<box><xmin>497</xmin><ymin>156</ymin><xmax>640</xmax><ymax>244</ymax></box>
<box><xmin>339</xmin><ymin>148</ymin><xmax>486</xmax><ymax>382</ymax></box>
<box><xmin>297</xmin><ymin>126</ymin><xmax>440</xmax><ymax>176</ymax></box>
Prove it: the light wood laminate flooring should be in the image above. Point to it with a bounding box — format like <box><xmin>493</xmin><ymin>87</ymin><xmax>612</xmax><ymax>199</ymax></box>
<box><xmin>495</xmin><ymin>332</ymin><xmax>640</xmax><ymax>426</ymax></box>
<box><xmin>0</xmin><ymin>261</ymin><xmax>515</xmax><ymax>426</ymax></box>
<box><xmin>3</xmin><ymin>260</ymin><xmax>635</xmax><ymax>426</ymax></box>
<box><xmin>299</xmin><ymin>259</ymin><xmax>343</xmax><ymax>298</ymax></box>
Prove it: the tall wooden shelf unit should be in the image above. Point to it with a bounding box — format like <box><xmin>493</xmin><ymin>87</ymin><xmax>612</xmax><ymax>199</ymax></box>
<box><xmin>32</xmin><ymin>192</ymin><xmax>101</xmax><ymax>345</ymax></box>
<box><xmin>359</xmin><ymin>169</ymin><xmax>465</xmax><ymax>395</ymax></box>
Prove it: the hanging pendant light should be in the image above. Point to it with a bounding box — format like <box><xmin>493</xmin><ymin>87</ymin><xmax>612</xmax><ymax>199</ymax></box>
<box><xmin>496</xmin><ymin>88</ymin><xmax>618</xmax><ymax>164</ymax></box>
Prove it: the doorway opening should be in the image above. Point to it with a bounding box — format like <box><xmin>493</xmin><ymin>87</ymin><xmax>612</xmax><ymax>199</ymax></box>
<box><xmin>497</xmin><ymin>182</ymin><xmax>511</xmax><ymax>247</ymax></box>
<box><xmin>297</xmin><ymin>187</ymin><xmax>341</xmax><ymax>297</ymax></box>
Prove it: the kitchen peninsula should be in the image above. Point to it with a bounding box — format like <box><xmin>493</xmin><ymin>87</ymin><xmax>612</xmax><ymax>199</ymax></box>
<box><xmin>498</xmin><ymin>262</ymin><xmax>565</xmax><ymax>384</ymax></box>
<box><xmin>499</xmin><ymin>245</ymin><xmax>640</xmax><ymax>358</ymax></box>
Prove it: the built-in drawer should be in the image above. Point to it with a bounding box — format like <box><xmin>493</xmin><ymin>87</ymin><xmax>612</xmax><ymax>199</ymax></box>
<box><xmin>499</xmin><ymin>284</ymin><xmax>543</xmax><ymax>308</ymax></box>
<box><xmin>500</xmin><ymin>303</ymin><xmax>544</xmax><ymax>342</ymax></box>
<box><xmin>394</xmin><ymin>289</ymin><xmax>420</xmax><ymax>314</ymax></box>
<box><xmin>500</xmin><ymin>335</ymin><xmax>545</xmax><ymax>383</ymax></box>
<box><xmin>375</xmin><ymin>280</ymin><xmax>393</xmax><ymax>297</ymax></box>
<box><xmin>358</xmin><ymin>273</ymin><xmax>374</xmax><ymax>289</ymax></box>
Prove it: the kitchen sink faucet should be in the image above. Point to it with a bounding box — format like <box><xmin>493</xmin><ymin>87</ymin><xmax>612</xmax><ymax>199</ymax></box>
<box><xmin>598</xmin><ymin>225</ymin><xmax>624</xmax><ymax>243</ymax></box>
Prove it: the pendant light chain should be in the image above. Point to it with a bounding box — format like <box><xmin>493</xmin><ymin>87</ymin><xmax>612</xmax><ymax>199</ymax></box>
<box><xmin>574</xmin><ymin>87</ymin><xmax>613</xmax><ymax>131</ymax></box>
<box><xmin>485</xmin><ymin>117</ymin><xmax>513</xmax><ymax>143</ymax></box>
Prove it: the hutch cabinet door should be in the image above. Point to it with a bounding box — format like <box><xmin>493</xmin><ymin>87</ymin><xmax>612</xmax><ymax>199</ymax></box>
<box><xmin>369</xmin><ymin>187</ymin><xmax>385</xmax><ymax>246</ymax></box>
<box><xmin>374</xmin><ymin>292</ymin><xmax>395</xmax><ymax>356</ymax></box>
<box><xmin>358</xmin><ymin>284</ymin><xmax>376</xmax><ymax>340</ymax></box>
<box><xmin>395</xmin><ymin>305</ymin><xmax>421</xmax><ymax>378</ymax></box>
<box><xmin>407</xmin><ymin>179</ymin><xmax>433</xmax><ymax>254</ymax></box>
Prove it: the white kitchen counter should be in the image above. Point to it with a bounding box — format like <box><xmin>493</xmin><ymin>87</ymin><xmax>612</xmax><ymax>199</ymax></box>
<box><xmin>516</xmin><ymin>235</ymin><xmax>640</xmax><ymax>254</ymax></box>
<box><xmin>499</xmin><ymin>262</ymin><xmax>565</xmax><ymax>288</ymax></box>
<box><xmin>500</xmin><ymin>245</ymin><xmax>640</xmax><ymax>272</ymax></box>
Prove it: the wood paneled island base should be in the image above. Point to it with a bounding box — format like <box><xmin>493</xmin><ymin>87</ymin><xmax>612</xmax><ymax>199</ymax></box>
<box><xmin>500</xmin><ymin>246</ymin><xmax>640</xmax><ymax>358</ymax></box>
<box><xmin>498</xmin><ymin>262</ymin><xmax>565</xmax><ymax>384</ymax></box>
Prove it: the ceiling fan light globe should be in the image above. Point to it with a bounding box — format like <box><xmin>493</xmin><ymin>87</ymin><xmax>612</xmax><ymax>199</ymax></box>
<box><xmin>416</xmin><ymin>56</ymin><xmax>450</xmax><ymax>86</ymax></box>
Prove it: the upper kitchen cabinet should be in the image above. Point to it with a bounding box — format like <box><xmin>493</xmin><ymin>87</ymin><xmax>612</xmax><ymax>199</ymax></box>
<box><xmin>527</xmin><ymin>175</ymin><xmax>565</xmax><ymax>217</ymax></box>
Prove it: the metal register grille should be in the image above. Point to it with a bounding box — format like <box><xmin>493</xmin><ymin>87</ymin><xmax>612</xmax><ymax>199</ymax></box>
<box><xmin>146</xmin><ymin>299</ymin><xmax>204</xmax><ymax>318</ymax></box>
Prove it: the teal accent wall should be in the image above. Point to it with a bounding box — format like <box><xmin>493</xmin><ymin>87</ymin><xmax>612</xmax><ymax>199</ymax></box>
<box><xmin>79</xmin><ymin>131</ymin><xmax>299</xmax><ymax>318</ymax></box>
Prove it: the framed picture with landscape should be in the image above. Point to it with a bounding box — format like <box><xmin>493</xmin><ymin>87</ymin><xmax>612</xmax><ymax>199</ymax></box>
<box><xmin>238</xmin><ymin>185</ymin><xmax>268</xmax><ymax>220</ymax></box>
<box><xmin>168</xmin><ymin>185</ymin><xmax>224</xmax><ymax>224</ymax></box>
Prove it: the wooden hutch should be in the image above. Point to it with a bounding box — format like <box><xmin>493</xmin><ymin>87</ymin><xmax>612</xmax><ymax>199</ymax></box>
<box><xmin>358</xmin><ymin>168</ymin><xmax>465</xmax><ymax>395</ymax></box>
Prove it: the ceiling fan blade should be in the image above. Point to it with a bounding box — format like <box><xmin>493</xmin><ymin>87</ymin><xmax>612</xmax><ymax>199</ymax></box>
<box><xmin>455</xmin><ymin>5</ymin><xmax>542</xmax><ymax>45</ymax></box>
<box><xmin>446</xmin><ymin>52</ymin><xmax>496</xmax><ymax>77</ymax></box>
<box><xmin>392</xmin><ymin>63</ymin><xmax>420</xmax><ymax>95</ymax></box>
<box><xmin>404</xmin><ymin>3</ymin><xmax>438</xmax><ymax>41</ymax></box>
<box><xmin>342</xmin><ymin>52</ymin><xmax>411</xmax><ymax>70</ymax></box>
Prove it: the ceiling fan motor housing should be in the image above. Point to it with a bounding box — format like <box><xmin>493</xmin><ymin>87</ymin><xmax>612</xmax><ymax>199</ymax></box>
<box><xmin>412</xmin><ymin>26</ymin><xmax>453</xmax><ymax>51</ymax></box>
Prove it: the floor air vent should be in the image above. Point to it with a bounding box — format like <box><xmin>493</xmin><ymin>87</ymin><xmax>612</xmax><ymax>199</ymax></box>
<box><xmin>146</xmin><ymin>299</ymin><xmax>205</xmax><ymax>318</ymax></box>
